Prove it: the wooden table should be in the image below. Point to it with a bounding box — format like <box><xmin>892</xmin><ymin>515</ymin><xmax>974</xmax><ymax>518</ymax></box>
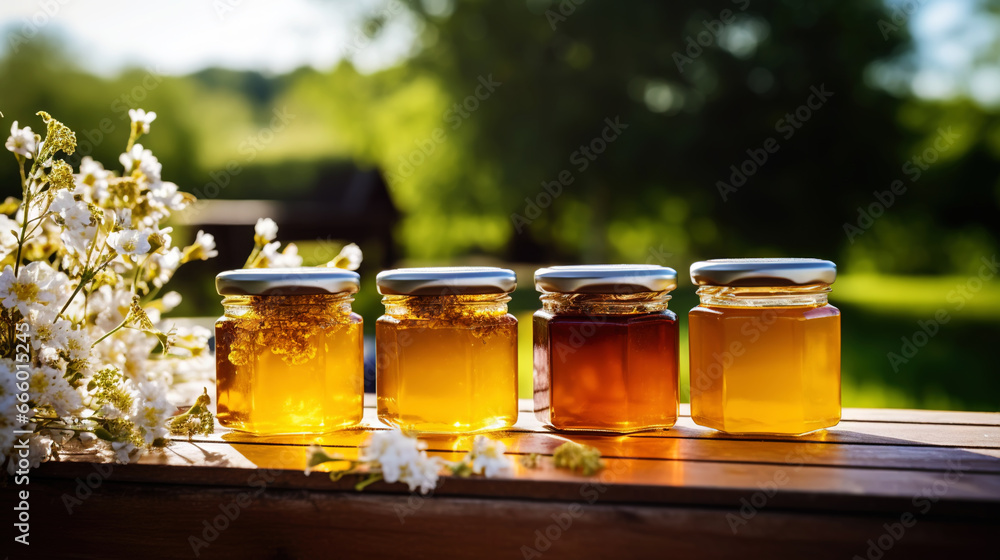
<box><xmin>24</xmin><ymin>398</ymin><xmax>1000</xmax><ymax>559</ymax></box>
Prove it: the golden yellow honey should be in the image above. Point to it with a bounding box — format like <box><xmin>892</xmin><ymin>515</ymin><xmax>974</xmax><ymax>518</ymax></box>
<box><xmin>689</xmin><ymin>285</ymin><xmax>841</xmax><ymax>435</ymax></box>
<box><xmin>215</xmin><ymin>294</ymin><xmax>363</xmax><ymax>435</ymax></box>
<box><xmin>376</xmin><ymin>294</ymin><xmax>518</xmax><ymax>433</ymax></box>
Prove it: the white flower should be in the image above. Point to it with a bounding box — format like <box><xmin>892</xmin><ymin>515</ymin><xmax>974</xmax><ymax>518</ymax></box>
<box><xmin>0</xmin><ymin>262</ymin><xmax>65</xmax><ymax>316</ymax></box>
<box><xmin>29</xmin><ymin>365</ymin><xmax>82</xmax><ymax>417</ymax></box>
<box><xmin>361</xmin><ymin>431</ymin><xmax>442</xmax><ymax>494</ymax></box>
<box><xmin>111</xmin><ymin>440</ymin><xmax>141</xmax><ymax>464</ymax></box>
<box><xmin>151</xmin><ymin>246</ymin><xmax>182</xmax><ymax>286</ymax></box>
<box><xmin>64</xmin><ymin>327</ymin><xmax>92</xmax><ymax>362</ymax></box>
<box><xmin>130</xmin><ymin>380</ymin><xmax>172</xmax><ymax>446</ymax></box>
<box><xmin>466</xmin><ymin>436</ymin><xmax>513</xmax><ymax>478</ymax></box>
<box><xmin>119</xmin><ymin>144</ymin><xmax>162</xmax><ymax>182</ymax></box>
<box><xmin>28</xmin><ymin>318</ymin><xmax>71</xmax><ymax>350</ymax></box>
<box><xmin>185</xmin><ymin>230</ymin><xmax>217</xmax><ymax>262</ymax></box>
<box><xmin>128</xmin><ymin>108</ymin><xmax>157</xmax><ymax>134</ymax></box>
<box><xmin>160</xmin><ymin>291</ymin><xmax>182</xmax><ymax>311</ymax></box>
<box><xmin>328</xmin><ymin>242</ymin><xmax>363</xmax><ymax>271</ymax></box>
<box><xmin>78</xmin><ymin>156</ymin><xmax>110</xmax><ymax>203</ymax></box>
<box><xmin>254</xmin><ymin>217</ymin><xmax>278</xmax><ymax>243</ymax></box>
<box><xmin>5</xmin><ymin>121</ymin><xmax>36</xmax><ymax>158</ymax></box>
<box><xmin>0</xmin><ymin>214</ymin><xmax>18</xmax><ymax>261</ymax></box>
<box><xmin>108</xmin><ymin>229</ymin><xmax>151</xmax><ymax>256</ymax></box>
<box><xmin>261</xmin><ymin>241</ymin><xmax>303</xmax><ymax>268</ymax></box>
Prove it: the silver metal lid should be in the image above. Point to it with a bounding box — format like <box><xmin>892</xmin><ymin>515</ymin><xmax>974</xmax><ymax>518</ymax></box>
<box><xmin>535</xmin><ymin>265</ymin><xmax>677</xmax><ymax>294</ymax></box>
<box><xmin>376</xmin><ymin>267</ymin><xmax>517</xmax><ymax>296</ymax></box>
<box><xmin>216</xmin><ymin>268</ymin><xmax>360</xmax><ymax>296</ymax></box>
<box><xmin>690</xmin><ymin>258</ymin><xmax>837</xmax><ymax>287</ymax></box>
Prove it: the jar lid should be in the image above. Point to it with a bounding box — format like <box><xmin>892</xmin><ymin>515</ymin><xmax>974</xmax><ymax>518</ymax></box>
<box><xmin>216</xmin><ymin>268</ymin><xmax>360</xmax><ymax>296</ymax></box>
<box><xmin>534</xmin><ymin>265</ymin><xmax>678</xmax><ymax>294</ymax></box>
<box><xmin>376</xmin><ymin>267</ymin><xmax>516</xmax><ymax>296</ymax></box>
<box><xmin>689</xmin><ymin>258</ymin><xmax>837</xmax><ymax>287</ymax></box>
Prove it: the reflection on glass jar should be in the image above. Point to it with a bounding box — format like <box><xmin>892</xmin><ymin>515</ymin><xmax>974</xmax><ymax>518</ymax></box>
<box><xmin>214</xmin><ymin>268</ymin><xmax>363</xmax><ymax>435</ymax></box>
<box><xmin>376</xmin><ymin>267</ymin><xmax>518</xmax><ymax>434</ymax></box>
<box><xmin>533</xmin><ymin>265</ymin><xmax>679</xmax><ymax>433</ymax></box>
<box><xmin>688</xmin><ymin>258</ymin><xmax>841</xmax><ymax>436</ymax></box>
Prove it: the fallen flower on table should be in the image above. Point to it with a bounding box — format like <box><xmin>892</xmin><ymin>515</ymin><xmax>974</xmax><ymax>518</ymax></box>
<box><xmin>518</xmin><ymin>442</ymin><xmax>605</xmax><ymax>475</ymax></box>
<box><xmin>552</xmin><ymin>441</ymin><xmax>605</xmax><ymax>475</ymax></box>
<box><xmin>305</xmin><ymin>431</ymin><xmax>514</xmax><ymax>495</ymax></box>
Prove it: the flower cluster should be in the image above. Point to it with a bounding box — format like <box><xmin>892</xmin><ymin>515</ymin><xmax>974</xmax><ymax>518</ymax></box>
<box><xmin>1</xmin><ymin>109</ymin><xmax>216</xmax><ymax>469</ymax></box>
<box><xmin>244</xmin><ymin>217</ymin><xmax>362</xmax><ymax>270</ymax></box>
<box><xmin>306</xmin><ymin>432</ymin><xmax>513</xmax><ymax>494</ymax></box>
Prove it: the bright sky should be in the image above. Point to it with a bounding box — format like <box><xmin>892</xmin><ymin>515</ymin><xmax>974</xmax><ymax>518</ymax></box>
<box><xmin>0</xmin><ymin>0</ymin><xmax>419</xmax><ymax>75</ymax></box>
<box><xmin>0</xmin><ymin>0</ymin><xmax>996</xmax><ymax>104</ymax></box>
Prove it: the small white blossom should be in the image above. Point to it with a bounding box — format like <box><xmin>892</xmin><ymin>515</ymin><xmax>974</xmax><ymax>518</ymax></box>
<box><xmin>261</xmin><ymin>241</ymin><xmax>303</xmax><ymax>268</ymax></box>
<box><xmin>119</xmin><ymin>144</ymin><xmax>162</xmax><ymax>182</ymax></box>
<box><xmin>128</xmin><ymin>108</ymin><xmax>157</xmax><ymax>134</ymax></box>
<box><xmin>187</xmin><ymin>230</ymin><xmax>217</xmax><ymax>261</ymax></box>
<box><xmin>29</xmin><ymin>365</ymin><xmax>83</xmax><ymax>417</ymax></box>
<box><xmin>78</xmin><ymin>156</ymin><xmax>111</xmax><ymax>203</ymax></box>
<box><xmin>5</xmin><ymin>121</ymin><xmax>36</xmax><ymax>158</ymax></box>
<box><xmin>131</xmin><ymin>380</ymin><xmax>172</xmax><ymax>446</ymax></box>
<box><xmin>111</xmin><ymin>440</ymin><xmax>141</xmax><ymax>464</ymax></box>
<box><xmin>0</xmin><ymin>214</ymin><xmax>18</xmax><ymax>261</ymax></box>
<box><xmin>108</xmin><ymin>229</ymin><xmax>151</xmax><ymax>256</ymax></box>
<box><xmin>361</xmin><ymin>431</ymin><xmax>442</xmax><ymax>494</ymax></box>
<box><xmin>0</xmin><ymin>262</ymin><xmax>66</xmax><ymax>316</ymax></box>
<box><xmin>466</xmin><ymin>436</ymin><xmax>513</xmax><ymax>478</ymax></box>
<box><xmin>254</xmin><ymin>217</ymin><xmax>278</xmax><ymax>243</ymax></box>
<box><xmin>329</xmin><ymin>242</ymin><xmax>363</xmax><ymax>270</ymax></box>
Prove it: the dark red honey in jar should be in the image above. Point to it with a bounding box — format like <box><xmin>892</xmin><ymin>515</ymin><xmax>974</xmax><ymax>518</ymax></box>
<box><xmin>533</xmin><ymin>265</ymin><xmax>679</xmax><ymax>433</ymax></box>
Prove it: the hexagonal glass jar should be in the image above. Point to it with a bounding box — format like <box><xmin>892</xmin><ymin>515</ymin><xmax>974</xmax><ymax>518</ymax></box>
<box><xmin>688</xmin><ymin>259</ymin><xmax>841</xmax><ymax>435</ymax></box>
<box><xmin>533</xmin><ymin>265</ymin><xmax>680</xmax><ymax>433</ymax></box>
<box><xmin>375</xmin><ymin>267</ymin><xmax>519</xmax><ymax>434</ymax></box>
<box><xmin>214</xmin><ymin>268</ymin><xmax>364</xmax><ymax>435</ymax></box>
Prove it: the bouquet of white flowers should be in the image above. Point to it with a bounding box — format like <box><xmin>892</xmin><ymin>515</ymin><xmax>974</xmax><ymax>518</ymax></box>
<box><xmin>0</xmin><ymin>109</ymin><xmax>217</xmax><ymax>468</ymax></box>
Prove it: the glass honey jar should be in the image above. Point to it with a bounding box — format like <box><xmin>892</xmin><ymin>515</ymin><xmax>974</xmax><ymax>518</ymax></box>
<box><xmin>214</xmin><ymin>268</ymin><xmax>364</xmax><ymax>435</ymax></box>
<box><xmin>375</xmin><ymin>267</ymin><xmax>518</xmax><ymax>434</ymax></box>
<box><xmin>688</xmin><ymin>258</ymin><xmax>841</xmax><ymax>435</ymax></box>
<box><xmin>533</xmin><ymin>265</ymin><xmax>680</xmax><ymax>433</ymax></box>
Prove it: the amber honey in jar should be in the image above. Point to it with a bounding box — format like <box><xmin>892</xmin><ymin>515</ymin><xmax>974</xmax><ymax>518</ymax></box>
<box><xmin>214</xmin><ymin>268</ymin><xmax>364</xmax><ymax>435</ymax></box>
<box><xmin>533</xmin><ymin>265</ymin><xmax>680</xmax><ymax>433</ymax></box>
<box><xmin>375</xmin><ymin>267</ymin><xmax>518</xmax><ymax>434</ymax></box>
<box><xmin>688</xmin><ymin>258</ymin><xmax>841</xmax><ymax>435</ymax></box>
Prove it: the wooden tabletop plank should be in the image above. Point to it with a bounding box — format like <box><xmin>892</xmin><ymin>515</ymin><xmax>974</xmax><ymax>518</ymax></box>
<box><xmin>40</xmin><ymin>440</ymin><xmax>1000</xmax><ymax>517</ymax></box>
<box><xmin>180</xmin><ymin>424</ymin><xmax>1000</xmax><ymax>475</ymax></box>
